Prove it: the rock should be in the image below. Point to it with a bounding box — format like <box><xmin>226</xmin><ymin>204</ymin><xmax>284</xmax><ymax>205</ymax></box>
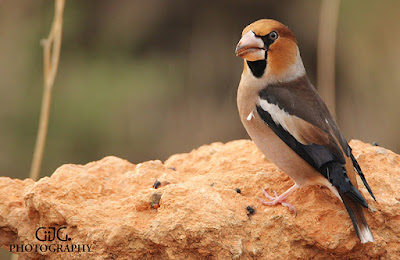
<box><xmin>0</xmin><ymin>140</ymin><xmax>399</xmax><ymax>259</ymax></box>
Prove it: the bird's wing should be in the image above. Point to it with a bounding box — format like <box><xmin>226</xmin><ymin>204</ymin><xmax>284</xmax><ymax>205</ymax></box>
<box><xmin>256</xmin><ymin>75</ymin><xmax>374</xmax><ymax>203</ymax></box>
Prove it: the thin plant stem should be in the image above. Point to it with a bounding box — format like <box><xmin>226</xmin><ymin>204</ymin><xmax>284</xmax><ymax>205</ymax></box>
<box><xmin>29</xmin><ymin>0</ymin><xmax>65</xmax><ymax>181</ymax></box>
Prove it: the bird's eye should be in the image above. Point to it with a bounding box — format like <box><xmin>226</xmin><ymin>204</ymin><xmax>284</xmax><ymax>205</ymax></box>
<box><xmin>269</xmin><ymin>31</ymin><xmax>278</xmax><ymax>41</ymax></box>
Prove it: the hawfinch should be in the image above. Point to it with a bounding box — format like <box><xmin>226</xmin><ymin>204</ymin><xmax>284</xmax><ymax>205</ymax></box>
<box><xmin>235</xmin><ymin>19</ymin><xmax>375</xmax><ymax>243</ymax></box>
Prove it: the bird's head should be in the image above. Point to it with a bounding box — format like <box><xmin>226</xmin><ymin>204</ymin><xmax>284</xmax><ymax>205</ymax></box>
<box><xmin>235</xmin><ymin>19</ymin><xmax>304</xmax><ymax>81</ymax></box>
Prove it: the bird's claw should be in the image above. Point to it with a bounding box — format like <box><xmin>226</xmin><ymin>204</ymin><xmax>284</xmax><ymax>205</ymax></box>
<box><xmin>259</xmin><ymin>187</ymin><xmax>297</xmax><ymax>215</ymax></box>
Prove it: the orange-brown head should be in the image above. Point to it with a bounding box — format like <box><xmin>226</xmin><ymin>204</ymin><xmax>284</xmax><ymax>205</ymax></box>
<box><xmin>235</xmin><ymin>19</ymin><xmax>301</xmax><ymax>80</ymax></box>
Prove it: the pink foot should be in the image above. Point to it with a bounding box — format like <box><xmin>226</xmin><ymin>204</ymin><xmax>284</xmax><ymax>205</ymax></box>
<box><xmin>258</xmin><ymin>186</ymin><xmax>297</xmax><ymax>215</ymax></box>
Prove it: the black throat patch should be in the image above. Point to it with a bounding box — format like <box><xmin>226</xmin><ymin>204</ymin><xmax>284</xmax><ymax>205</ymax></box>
<box><xmin>246</xmin><ymin>60</ymin><xmax>266</xmax><ymax>78</ymax></box>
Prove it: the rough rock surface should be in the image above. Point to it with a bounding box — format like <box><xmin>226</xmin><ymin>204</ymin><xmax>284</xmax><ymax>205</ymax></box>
<box><xmin>0</xmin><ymin>140</ymin><xmax>399</xmax><ymax>259</ymax></box>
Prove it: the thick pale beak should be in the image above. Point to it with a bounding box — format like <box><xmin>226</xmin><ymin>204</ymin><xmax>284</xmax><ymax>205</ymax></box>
<box><xmin>235</xmin><ymin>31</ymin><xmax>266</xmax><ymax>61</ymax></box>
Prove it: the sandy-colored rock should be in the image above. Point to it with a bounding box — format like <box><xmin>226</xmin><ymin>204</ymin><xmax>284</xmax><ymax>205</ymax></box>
<box><xmin>0</xmin><ymin>140</ymin><xmax>399</xmax><ymax>259</ymax></box>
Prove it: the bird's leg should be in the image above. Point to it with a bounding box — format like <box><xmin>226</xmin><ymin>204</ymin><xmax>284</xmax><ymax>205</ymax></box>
<box><xmin>259</xmin><ymin>184</ymin><xmax>298</xmax><ymax>214</ymax></box>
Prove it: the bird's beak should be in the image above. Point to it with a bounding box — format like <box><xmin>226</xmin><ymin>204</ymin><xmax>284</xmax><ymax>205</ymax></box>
<box><xmin>235</xmin><ymin>31</ymin><xmax>266</xmax><ymax>61</ymax></box>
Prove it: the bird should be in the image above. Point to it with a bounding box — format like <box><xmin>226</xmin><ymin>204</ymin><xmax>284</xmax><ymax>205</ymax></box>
<box><xmin>235</xmin><ymin>19</ymin><xmax>375</xmax><ymax>243</ymax></box>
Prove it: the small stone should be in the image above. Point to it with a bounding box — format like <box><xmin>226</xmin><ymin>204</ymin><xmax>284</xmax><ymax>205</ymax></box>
<box><xmin>153</xmin><ymin>180</ymin><xmax>161</xmax><ymax>189</ymax></box>
<box><xmin>150</xmin><ymin>192</ymin><xmax>162</xmax><ymax>209</ymax></box>
<box><xmin>246</xmin><ymin>206</ymin><xmax>255</xmax><ymax>216</ymax></box>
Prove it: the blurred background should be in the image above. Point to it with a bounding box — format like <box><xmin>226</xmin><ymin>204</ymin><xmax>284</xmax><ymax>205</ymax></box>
<box><xmin>1</xmin><ymin>0</ymin><xmax>400</xmax><ymax>181</ymax></box>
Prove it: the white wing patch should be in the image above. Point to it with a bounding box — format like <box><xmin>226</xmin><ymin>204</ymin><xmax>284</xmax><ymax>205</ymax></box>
<box><xmin>258</xmin><ymin>97</ymin><xmax>329</xmax><ymax>145</ymax></box>
<box><xmin>259</xmin><ymin>98</ymin><xmax>294</xmax><ymax>133</ymax></box>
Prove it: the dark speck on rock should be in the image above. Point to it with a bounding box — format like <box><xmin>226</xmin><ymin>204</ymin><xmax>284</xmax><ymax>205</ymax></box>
<box><xmin>150</xmin><ymin>192</ymin><xmax>162</xmax><ymax>209</ymax></box>
<box><xmin>153</xmin><ymin>180</ymin><xmax>161</xmax><ymax>189</ymax></box>
<box><xmin>246</xmin><ymin>206</ymin><xmax>255</xmax><ymax>216</ymax></box>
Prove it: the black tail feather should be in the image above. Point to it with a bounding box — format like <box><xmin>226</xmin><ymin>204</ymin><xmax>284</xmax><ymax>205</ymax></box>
<box><xmin>340</xmin><ymin>191</ymin><xmax>374</xmax><ymax>243</ymax></box>
<box><xmin>346</xmin><ymin>185</ymin><xmax>368</xmax><ymax>208</ymax></box>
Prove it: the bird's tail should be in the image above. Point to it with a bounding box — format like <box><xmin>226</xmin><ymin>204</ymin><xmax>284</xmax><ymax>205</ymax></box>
<box><xmin>340</xmin><ymin>191</ymin><xmax>374</xmax><ymax>243</ymax></box>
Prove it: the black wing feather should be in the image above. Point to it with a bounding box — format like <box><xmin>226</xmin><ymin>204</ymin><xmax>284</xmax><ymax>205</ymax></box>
<box><xmin>256</xmin><ymin>75</ymin><xmax>375</xmax><ymax>204</ymax></box>
<box><xmin>350</xmin><ymin>151</ymin><xmax>376</xmax><ymax>201</ymax></box>
<box><xmin>256</xmin><ymin>105</ymin><xmax>368</xmax><ymax>208</ymax></box>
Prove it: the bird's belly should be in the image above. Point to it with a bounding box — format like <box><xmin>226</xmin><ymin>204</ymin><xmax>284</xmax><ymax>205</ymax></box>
<box><xmin>242</xmin><ymin>112</ymin><xmax>324</xmax><ymax>187</ymax></box>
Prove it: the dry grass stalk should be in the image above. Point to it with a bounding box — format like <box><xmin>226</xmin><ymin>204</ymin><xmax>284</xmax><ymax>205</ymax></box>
<box><xmin>29</xmin><ymin>0</ymin><xmax>65</xmax><ymax>181</ymax></box>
